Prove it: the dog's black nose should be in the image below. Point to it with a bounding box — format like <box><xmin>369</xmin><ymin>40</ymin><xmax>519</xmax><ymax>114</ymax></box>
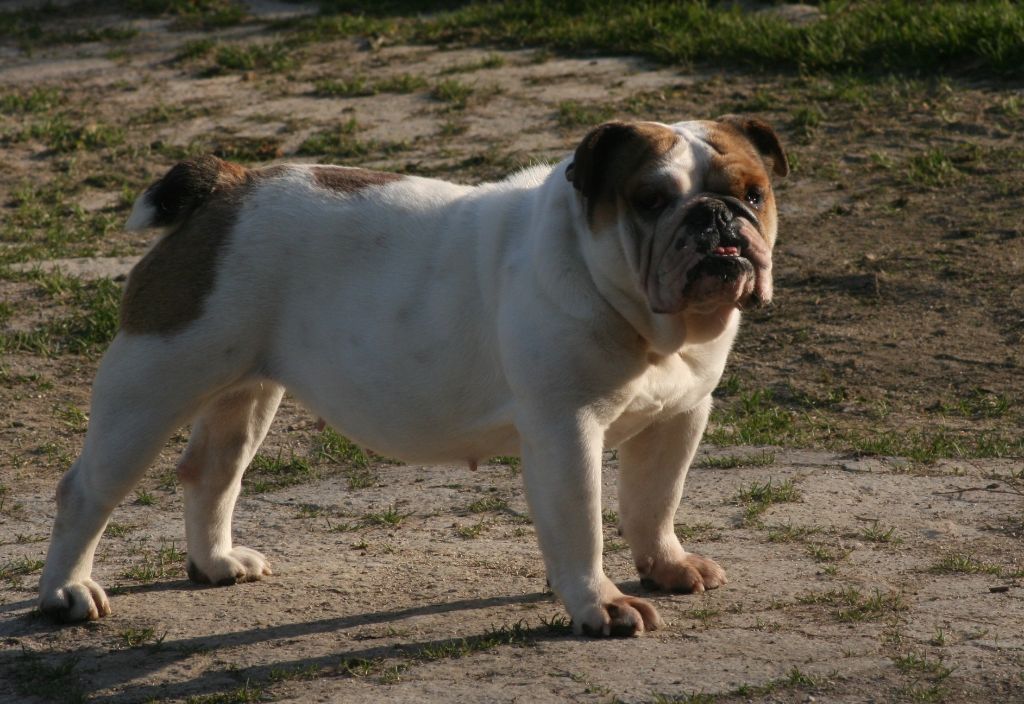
<box><xmin>682</xmin><ymin>198</ymin><xmax>741</xmax><ymax>250</ymax></box>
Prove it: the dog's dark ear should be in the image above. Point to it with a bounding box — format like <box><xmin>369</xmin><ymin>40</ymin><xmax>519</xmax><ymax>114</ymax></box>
<box><xmin>566</xmin><ymin>121</ymin><xmax>677</xmax><ymax>202</ymax></box>
<box><xmin>717</xmin><ymin>114</ymin><xmax>789</xmax><ymax>177</ymax></box>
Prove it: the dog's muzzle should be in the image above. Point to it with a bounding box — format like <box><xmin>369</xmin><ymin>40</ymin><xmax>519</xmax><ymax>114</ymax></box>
<box><xmin>647</xmin><ymin>194</ymin><xmax>771</xmax><ymax>314</ymax></box>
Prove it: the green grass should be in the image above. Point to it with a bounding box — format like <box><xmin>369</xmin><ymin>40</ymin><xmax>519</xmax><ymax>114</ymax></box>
<box><xmin>364</xmin><ymin>504</ymin><xmax>407</xmax><ymax>527</ymax></box>
<box><xmin>733</xmin><ymin>478</ymin><xmax>801</xmax><ymax>525</ymax></box>
<box><xmin>299</xmin><ymin>1</ymin><xmax>1024</xmax><ymax>79</ymax></box>
<box><xmin>311</xmin><ymin>427</ymin><xmax>377</xmax><ymax>489</ymax></box>
<box><xmin>466</xmin><ymin>495</ymin><xmax>508</xmax><ymax>513</ymax></box>
<box><xmin>431</xmin><ymin>78</ymin><xmax>476</xmax><ymax>110</ymax></box>
<box><xmin>0</xmin><ymin>87</ymin><xmax>63</xmax><ymax>114</ymax></box>
<box><xmin>214</xmin><ymin>41</ymin><xmax>297</xmax><ymax>73</ymax></box>
<box><xmin>126</xmin><ymin>0</ymin><xmax>247</xmax><ymax>29</ymax></box>
<box><xmin>297</xmin><ymin>117</ymin><xmax>409</xmax><ymax>160</ymax></box>
<box><xmin>859</xmin><ymin>521</ymin><xmax>901</xmax><ymax>544</ymax></box>
<box><xmin>245</xmin><ymin>451</ymin><xmax>314</xmax><ymax>493</ymax></box>
<box><xmin>707</xmin><ymin>387</ymin><xmax>1024</xmax><ymax>463</ymax></box>
<box><xmin>555</xmin><ymin>100</ymin><xmax>615</xmax><ymax>129</ymax></box>
<box><xmin>413</xmin><ymin>621</ymin><xmax>535</xmax><ymax>660</ymax></box>
<box><xmin>122</xmin><ymin>543</ymin><xmax>186</xmax><ymax>581</ymax></box>
<box><xmin>0</xmin><ymin>556</ymin><xmax>44</xmax><ymax>585</ymax></box>
<box><xmin>797</xmin><ymin>586</ymin><xmax>908</xmax><ymax>623</ymax></box>
<box><xmin>10</xmin><ymin>650</ymin><xmax>85</xmax><ymax>704</ymax></box>
<box><xmin>439</xmin><ymin>53</ymin><xmax>505</xmax><ymax>73</ymax></box>
<box><xmin>117</xmin><ymin>626</ymin><xmax>158</xmax><ymax>648</ymax></box>
<box><xmin>314</xmin><ymin>72</ymin><xmax>427</xmax><ymax>97</ymax></box>
<box><xmin>698</xmin><ymin>451</ymin><xmax>776</xmax><ymax>469</ymax></box>
<box><xmin>930</xmin><ymin>552</ymin><xmax>1024</xmax><ymax>578</ymax></box>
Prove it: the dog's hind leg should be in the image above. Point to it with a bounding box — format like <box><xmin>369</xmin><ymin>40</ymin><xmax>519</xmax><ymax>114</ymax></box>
<box><xmin>38</xmin><ymin>332</ymin><xmax>234</xmax><ymax>622</ymax></box>
<box><xmin>178</xmin><ymin>381</ymin><xmax>283</xmax><ymax>586</ymax></box>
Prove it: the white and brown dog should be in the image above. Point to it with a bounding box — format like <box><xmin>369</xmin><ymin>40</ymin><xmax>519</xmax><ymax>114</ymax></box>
<box><xmin>38</xmin><ymin>116</ymin><xmax>787</xmax><ymax>636</ymax></box>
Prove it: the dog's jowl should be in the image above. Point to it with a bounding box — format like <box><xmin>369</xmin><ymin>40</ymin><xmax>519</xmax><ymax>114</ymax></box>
<box><xmin>39</xmin><ymin>117</ymin><xmax>787</xmax><ymax>637</ymax></box>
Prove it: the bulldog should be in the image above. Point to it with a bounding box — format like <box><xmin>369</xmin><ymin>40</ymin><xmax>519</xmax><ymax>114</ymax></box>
<box><xmin>38</xmin><ymin>116</ymin><xmax>787</xmax><ymax>636</ymax></box>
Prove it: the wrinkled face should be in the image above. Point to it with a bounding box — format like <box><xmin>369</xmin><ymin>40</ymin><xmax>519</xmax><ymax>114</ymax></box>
<box><xmin>568</xmin><ymin>117</ymin><xmax>788</xmax><ymax>315</ymax></box>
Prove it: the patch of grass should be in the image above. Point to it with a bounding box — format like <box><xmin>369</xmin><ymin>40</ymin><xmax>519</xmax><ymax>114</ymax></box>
<box><xmin>214</xmin><ymin>41</ymin><xmax>298</xmax><ymax>73</ymax></box>
<box><xmin>184</xmin><ymin>681</ymin><xmax>266</xmax><ymax>704</ymax></box>
<box><xmin>733</xmin><ymin>478</ymin><xmax>801</xmax><ymax>525</ymax></box>
<box><xmin>0</xmin><ymin>86</ymin><xmax>62</xmax><ymax>115</ymax></box>
<box><xmin>413</xmin><ymin>621</ymin><xmax>534</xmax><ymax>661</ymax></box>
<box><xmin>859</xmin><ymin>521</ymin><xmax>901</xmax><ymax>544</ymax></box>
<box><xmin>907</xmin><ymin>148</ymin><xmax>962</xmax><ymax>187</ymax></box>
<box><xmin>210</xmin><ymin>135</ymin><xmax>283</xmax><ymax>163</ymax></box>
<box><xmin>791</xmin><ymin>105</ymin><xmax>824</xmax><ymax>139</ymax></box>
<box><xmin>313</xmin><ymin>427</ymin><xmax>369</xmax><ymax>467</ymax></box>
<box><xmin>765</xmin><ymin>523</ymin><xmax>821</xmax><ymax>543</ymax></box>
<box><xmin>455</xmin><ymin>521</ymin><xmax>487</xmax><ymax>539</ymax></box>
<box><xmin>315</xmin><ymin>73</ymin><xmax>427</xmax><ymax>97</ymax></box>
<box><xmin>732</xmin><ymin>666</ymin><xmax>826</xmax><ymax>697</ymax></box>
<box><xmin>708</xmin><ymin>387</ymin><xmax>1023</xmax><ymax>463</ymax></box>
<box><xmin>54</xmin><ymin>403</ymin><xmax>88</xmax><ymax>432</ymax></box>
<box><xmin>0</xmin><ymin>276</ymin><xmax>120</xmax><ymax>357</ymax></box>
<box><xmin>10</xmin><ymin>650</ymin><xmax>84</xmax><ymax>704</ymax></box>
<box><xmin>434</xmin><ymin>78</ymin><xmax>477</xmax><ymax>110</ymax></box>
<box><xmin>936</xmin><ymin>388</ymin><xmax>1012</xmax><ymax>419</ymax></box>
<box><xmin>384</xmin><ymin>0</ymin><xmax>1024</xmax><ymax>78</ymax></box>
<box><xmin>0</xmin><ymin>556</ymin><xmax>44</xmax><ymax>585</ymax></box>
<box><xmin>22</xmin><ymin>115</ymin><xmax>125</xmax><ymax>154</ymax></box>
<box><xmin>698</xmin><ymin>451</ymin><xmax>775</xmax><ymax>469</ymax></box>
<box><xmin>467</xmin><ymin>495</ymin><xmax>508</xmax><ymax>513</ymax></box>
<box><xmin>117</xmin><ymin>626</ymin><xmax>158</xmax><ymax>648</ymax></box>
<box><xmin>246</xmin><ymin>451</ymin><xmax>314</xmax><ymax>493</ymax></box>
<box><xmin>134</xmin><ymin>490</ymin><xmax>157</xmax><ymax>506</ymax></box>
<box><xmin>364</xmin><ymin>504</ymin><xmax>407</xmax><ymax>527</ymax></box>
<box><xmin>806</xmin><ymin>542</ymin><xmax>849</xmax><ymax>564</ymax></box>
<box><xmin>930</xmin><ymin>552</ymin><xmax>1023</xmax><ymax>578</ymax></box>
<box><xmin>797</xmin><ymin>586</ymin><xmax>908</xmax><ymax>623</ymax></box>
<box><xmin>176</xmin><ymin>37</ymin><xmax>216</xmax><ymax>61</ymax></box>
<box><xmin>489</xmin><ymin>455</ymin><xmax>520</xmax><ymax>470</ymax></box>
<box><xmin>555</xmin><ymin>100</ymin><xmax>614</xmax><ymax>129</ymax></box>
<box><xmin>297</xmin><ymin>118</ymin><xmax>409</xmax><ymax>161</ymax></box>
<box><xmin>707</xmin><ymin>389</ymin><xmax>797</xmax><ymax>447</ymax></box>
<box><xmin>126</xmin><ymin>0</ymin><xmax>247</xmax><ymax>29</ymax></box>
<box><xmin>122</xmin><ymin>543</ymin><xmax>185</xmax><ymax>581</ymax></box>
<box><xmin>312</xmin><ymin>428</ymin><xmax>377</xmax><ymax>490</ymax></box>
<box><xmin>268</xmin><ymin>663</ymin><xmax>322</xmax><ymax>682</ymax></box>
<box><xmin>440</xmin><ymin>53</ymin><xmax>505</xmax><ymax>73</ymax></box>
<box><xmin>674</xmin><ymin>522</ymin><xmax>719</xmax><ymax>542</ymax></box>
<box><xmin>104</xmin><ymin>522</ymin><xmax>137</xmax><ymax>537</ymax></box>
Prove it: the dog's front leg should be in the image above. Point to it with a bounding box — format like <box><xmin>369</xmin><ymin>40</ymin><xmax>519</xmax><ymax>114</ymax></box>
<box><xmin>519</xmin><ymin>413</ymin><xmax>662</xmax><ymax>637</ymax></box>
<box><xmin>618</xmin><ymin>397</ymin><xmax>727</xmax><ymax>593</ymax></box>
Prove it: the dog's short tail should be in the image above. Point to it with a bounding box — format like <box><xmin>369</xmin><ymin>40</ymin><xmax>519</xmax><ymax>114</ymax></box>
<box><xmin>125</xmin><ymin>155</ymin><xmax>247</xmax><ymax>231</ymax></box>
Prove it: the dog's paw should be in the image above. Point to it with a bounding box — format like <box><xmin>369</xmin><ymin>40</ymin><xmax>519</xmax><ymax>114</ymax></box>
<box><xmin>187</xmin><ymin>547</ymin><xmax>272</xmax><ymax>586</ymax></box>
<box><xmin>39</xmin><ymin>579</ymin><xmax>111</xmax><ymax>622</ymax></box>
<box><xmin>574</xmin><ymin>595</ymin><xmax>664</xmax><ymax>637</ymax></box>
<box><xmin>640</xmin><ymin>552</ymin><xmax>727</xmax><ymax>594</ymax></box>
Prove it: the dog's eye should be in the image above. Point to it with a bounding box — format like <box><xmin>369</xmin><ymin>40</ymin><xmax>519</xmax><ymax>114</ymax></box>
<box><xmin>632</xmin><ymin>187</ymin><xmax>666</xmax><ymax>212</ymax></box>
<box><xmin>745</xmin><ymin>186</ymin><xmax>765</xmax><ymax>209</ymax></box>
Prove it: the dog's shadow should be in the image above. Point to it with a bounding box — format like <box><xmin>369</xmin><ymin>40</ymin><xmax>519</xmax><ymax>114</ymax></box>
<box><xmin>2</xmin><ymin>588</ymin><xmax>584</xmax><ymax>701</ymax></box>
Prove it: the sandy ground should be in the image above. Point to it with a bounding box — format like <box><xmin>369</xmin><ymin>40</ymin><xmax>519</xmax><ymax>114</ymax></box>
<box><xmin>1</xmin><ymin>3</ymin><xmax>1022</xmax><ymax>703</ymax></box>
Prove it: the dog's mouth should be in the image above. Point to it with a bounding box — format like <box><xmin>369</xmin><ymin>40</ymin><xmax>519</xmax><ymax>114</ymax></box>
<box><xmin>646</xmin><ymin>195</ymin><xmax>771</xmax><ymax>314</ymax></box>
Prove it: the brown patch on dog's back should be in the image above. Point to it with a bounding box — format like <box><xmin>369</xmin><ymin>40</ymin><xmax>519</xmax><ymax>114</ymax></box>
<box><xmin>568</xmin><ymin>121</ymin><xmax>678</xmax><ymax>229</ymax></box>
<box><xmin>310</xmin><ymin>166</ymin><xmax>401</xmax><ymax>193</ymax></box>
<box><xmin>121</xmin><ymin>157</ymin><xmax>252</xmax><ymax>335</ymax></box>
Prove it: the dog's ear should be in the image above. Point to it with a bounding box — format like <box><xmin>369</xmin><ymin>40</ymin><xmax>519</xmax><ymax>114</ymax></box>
<box><xmin>566</xmin><ymin>121</ymin><xmax>677</xmax><ymax>202</ymax></box>
<box><xmin>716</xmin><ymin>114</ymin><xmax>789</xmax><ymax>177</ymax></box>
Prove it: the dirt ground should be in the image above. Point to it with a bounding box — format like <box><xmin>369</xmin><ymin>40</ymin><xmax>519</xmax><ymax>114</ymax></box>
<box><xmin>1</xmin><ymin>3</ymin><xmax>1022</xmax><ymax>703</ymax></box>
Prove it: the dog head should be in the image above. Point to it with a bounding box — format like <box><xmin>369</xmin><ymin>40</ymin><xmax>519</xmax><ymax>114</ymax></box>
<box><xmin>567</xmin><ymin>116</ymin><xmax>787</xmax><ymax>315</ymax></box>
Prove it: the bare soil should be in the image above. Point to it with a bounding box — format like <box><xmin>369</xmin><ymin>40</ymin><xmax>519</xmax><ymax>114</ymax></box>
<box><xmin>1</xmin><ymin>4</ymin><xmax>1022</xmax><ymax>703</ymax></box>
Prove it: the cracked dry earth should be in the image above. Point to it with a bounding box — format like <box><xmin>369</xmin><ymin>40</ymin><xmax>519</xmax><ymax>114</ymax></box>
<box><xmin>1</xmin><ymin>4</ymin><xmax>1023</xmax><ymax>703</ymax></box>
